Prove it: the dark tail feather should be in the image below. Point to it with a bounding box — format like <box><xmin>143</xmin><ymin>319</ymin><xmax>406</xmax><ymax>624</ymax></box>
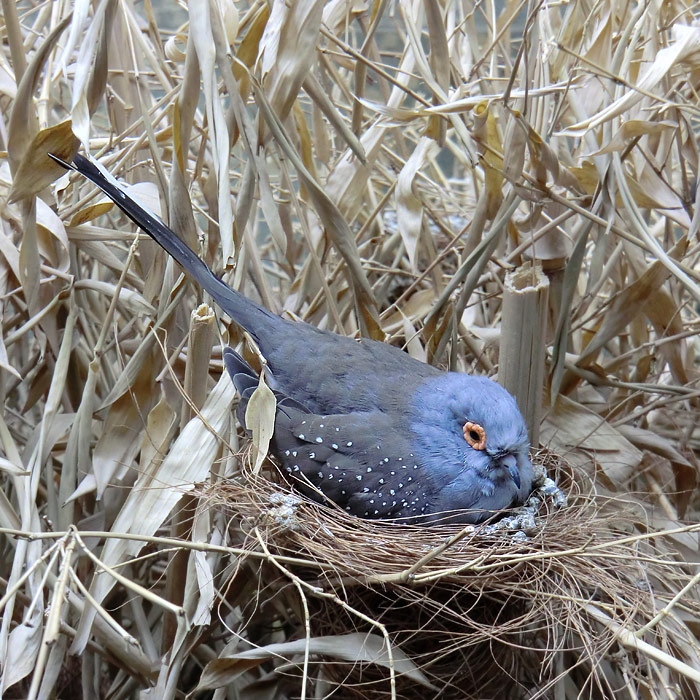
<box><xmin>223</xmin><ymin>347</ymin><xmax>309</xmax><ymax>429</ymax></box>
<box><xmin>49</xmin><ymin>153</ymin><xmax>279</xmax><ymax>342</ymax></box>
<box><xmin>223</xmin><ymin>347</ymin><xmax>258</xmax><ymax>395</ymax></box>
<box><xmin>223</xmin><ymin>348</ymin><xmax>258</xmax><ymax>429</ymax></box>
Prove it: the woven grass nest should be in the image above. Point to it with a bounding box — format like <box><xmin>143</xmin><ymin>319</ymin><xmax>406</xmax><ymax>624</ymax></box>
<box><xmin>199</xmin><ymin>449</ymin><xmax>700</xmax><ymax>699</ymax></box>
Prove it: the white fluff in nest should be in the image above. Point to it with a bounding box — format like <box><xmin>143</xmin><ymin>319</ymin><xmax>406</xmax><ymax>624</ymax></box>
<box><xmin>265</xmin><ymin>492</ymin><xmax>304</xmax><ymax>530</ymax></box>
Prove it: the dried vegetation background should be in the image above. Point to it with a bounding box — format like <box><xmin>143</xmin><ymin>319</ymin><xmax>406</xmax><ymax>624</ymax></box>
<box><xmin>1</xmin><ymin>0</ymin><xmax>700</xmax><ymax>698</ymax></box>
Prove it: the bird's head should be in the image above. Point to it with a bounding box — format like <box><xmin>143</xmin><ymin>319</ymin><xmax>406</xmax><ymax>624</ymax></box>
<box><xmin>409</xmin><ymin>373</ymin><xmax>533</xmax><ymax>516</ymax></box>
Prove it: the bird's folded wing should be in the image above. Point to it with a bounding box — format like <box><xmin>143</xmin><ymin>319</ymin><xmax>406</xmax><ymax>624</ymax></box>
<box><xmin>272</xmin><ymin>406</ymin><xmax>429</xmax><ymax>519</ymax></box>
<box><xmin>224</xmin><ymin>346</ymin><xmax>431</xmax><ymax>519</ymax></box>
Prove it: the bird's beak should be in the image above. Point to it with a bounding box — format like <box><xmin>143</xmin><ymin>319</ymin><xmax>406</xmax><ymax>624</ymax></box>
<box><xmin>499</xmin><ymin>454</ymin><xmax>520</xmax><ymax>489</ymax></box>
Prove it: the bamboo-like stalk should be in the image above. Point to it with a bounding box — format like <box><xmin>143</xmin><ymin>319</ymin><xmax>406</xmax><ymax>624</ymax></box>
<box><xmin>162</xmin><ymin>303</ymin><xmax>215</xmax><ymax>653</ymax></box>
<box><xmin>180</xmin><ymin>304</ymin><xmax>216</xmax><ymax>426</ymax></box>
<box><xmin>498</xmin><ymin>265</ymin><xmax>549</xmax><ymax>447</ymax></box>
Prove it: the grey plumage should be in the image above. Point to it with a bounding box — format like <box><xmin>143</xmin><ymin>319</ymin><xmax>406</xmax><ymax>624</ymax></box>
<box><xmin>53</xmin><ymin>153</ymin><xmax>533</xmax><ymax>524</ymax></box>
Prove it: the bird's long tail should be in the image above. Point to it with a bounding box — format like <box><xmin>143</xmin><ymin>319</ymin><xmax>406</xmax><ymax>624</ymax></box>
<box><xmin>49</xmin><ymin>153</ymin><xmax>280</xmax><ymax>341</ymax></box>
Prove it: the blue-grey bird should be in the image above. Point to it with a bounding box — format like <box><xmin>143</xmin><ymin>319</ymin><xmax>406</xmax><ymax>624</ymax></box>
<box><xmin>52</xmin><ymin>153</ymin><xmax>533</xmax><ymax>524</ymax></box>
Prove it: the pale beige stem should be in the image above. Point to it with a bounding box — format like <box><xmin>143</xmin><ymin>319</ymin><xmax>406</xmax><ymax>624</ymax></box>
<box><xmin>498</xmin><ymin>265</ymin><xmax>549</xmax><ymax>446</ymax></box>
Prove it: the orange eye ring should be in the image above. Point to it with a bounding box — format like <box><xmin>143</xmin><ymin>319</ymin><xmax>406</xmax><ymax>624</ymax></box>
<box><xmin>463</xmin><ymin>422</ymin><xmax>487</xmax><ymax>450</ymax></box>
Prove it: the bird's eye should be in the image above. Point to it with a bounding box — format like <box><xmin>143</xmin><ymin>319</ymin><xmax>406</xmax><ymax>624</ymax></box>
<box><xmin>463</xmin><ymin>421</ymin><xmax>486</xmax><ymax>450</ymax></box>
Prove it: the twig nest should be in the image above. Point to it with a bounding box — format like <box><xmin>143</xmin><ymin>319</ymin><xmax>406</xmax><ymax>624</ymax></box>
<box><xmin>203</xmin><ymin>449</ymin><xmax>700</xmax><ymax>698</ymax></box>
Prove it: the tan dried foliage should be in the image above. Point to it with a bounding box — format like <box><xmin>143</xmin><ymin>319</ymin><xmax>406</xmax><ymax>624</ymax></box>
<box><xmin>1</xmin><ymin>1</ymin><xmax>699</xmax><ymax>699</ymax></box>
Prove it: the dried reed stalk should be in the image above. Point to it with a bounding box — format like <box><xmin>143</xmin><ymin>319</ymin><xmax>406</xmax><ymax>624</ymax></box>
<box><xmin>498</xmin><ymin>265</ymin><xmax>549</xmax><ymax>446</ymax></box>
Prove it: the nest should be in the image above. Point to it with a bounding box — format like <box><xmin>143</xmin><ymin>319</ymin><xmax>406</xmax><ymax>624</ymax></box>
<box><xmin>200</xmin><ymin>450</ymin><xmax>700</xmax><ymax>699</ymax></box>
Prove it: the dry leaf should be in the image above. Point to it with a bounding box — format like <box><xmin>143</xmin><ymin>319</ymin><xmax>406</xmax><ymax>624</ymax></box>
<box><xmin>245</xmin><ymin>369</ymin><xmax>277</xmax><ymax>474</ymax></box>
<box><xmin>542</xmin><ymin>394</ymin><xmax>642</xmax><ymax>485</ymax></box>
<box><xmin>196</xmin><ymin>633</ymin><xmax>436</xmax><ymax>691</ymax></box>
<box><xmin>395</xmin><ymin>136</ymin><xmax>437</xmax><ymax>268</ymax></box>
<box><xmin>473</xmin><ymin>101</ymin><xmax>503</xmax><ymax>219</ymax></box>
<box><xmin>8</xmin><ymin>121</ymin><xmax>79</xmax><ymax>202</ymax></box>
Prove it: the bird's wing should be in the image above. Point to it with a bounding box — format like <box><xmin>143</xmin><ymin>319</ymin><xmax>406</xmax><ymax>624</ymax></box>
<box><xmin>225</xmin><ymin>346</ymin><xmax>422</xmax><ymax>517</ymax></box>
<box><xmin>270</xmin><ymin>405</ymin><xmax>429</xmax><ymax>520</ymax></box>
